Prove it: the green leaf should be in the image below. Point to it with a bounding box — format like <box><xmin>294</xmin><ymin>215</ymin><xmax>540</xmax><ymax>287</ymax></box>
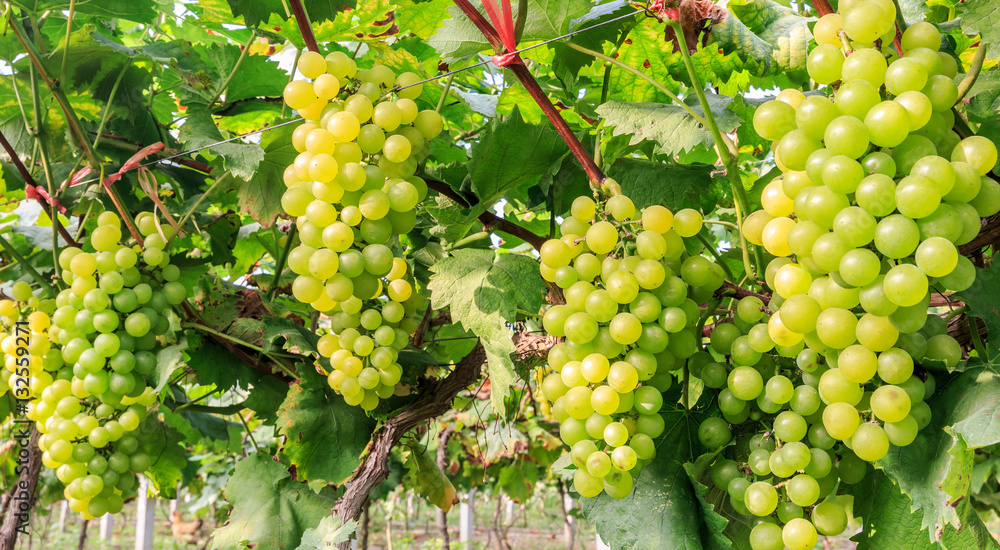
<box><xmin>403</xmin><ymin>442</ymin><xmax>459</xmax><ymax>511</ymax></box>
<box><xmin>178</xmin><ymin>109</ymin><xmax>265</xmax><ymax>182</ymax></box>
<box><xmin>428</xmin><ymin>249</ymin><xmax>546</xmax><ymax>413</ymax></box>
<box><xmin>710</xmin><ymin>7</ymin><xmax>774</xmax><ymax>74</ymax></box>
<box><xmin>944</xmin><ymin>364</ymin><xmax>1000</xmax><ymax>448</ymax></box>
<box><xmin>275</xmin><ymin>380</ymin><xmax>375</xmax><ymax>485</ymax></box>
<box><xmin>956</xmin><ymin>259</ymin><xmax>1000</xmax><ymax>358</ymax></box>
<box><xmin>9</xmin><ymin>0</ymin><xmax>159</xmax><ymax>23</ymax></box>
<box><xmin>582</xmin><ymin>408</ymin><xmax>728</xmax><ymax>550</ymax></box>
<box><xmin>211</xmin><ymin>453</ymin><xmax>338</xmax><ymax>550</ymax></box>
<box><xmin>466</xmin><ymin>106</ymin><xmax>568</xmax><ymax>220</ymax></box>
<box><xmin>137</xmin><ymin>416</ymin><xmax>189</xmax><ymax>499</ymax></box>
<box><xmin>959</xmin><ymin>2</ymin><xmax>1000</xmax><ymax>59</ymax></box>
<box><xmin>262</xmin><ymin>316</ymin><xmax>321</xmax><ymax>356</ymax></box>
<box><xmin>596</xmin><ymin>97</ymin><xmax>739</xmax><ymax>156</ymax></box>
<box><xmin>294</xmin><ymin>516</ymin><xmax>357</xmax><ymax>550</ymax></box>
<box><xmin>727</xmin><ymin>0</ymin><xmax>814</xmax><ymax>72</ymax></box>
<box><xmin>846</xmin><ymin>470</ymin><xmax>1000</xmax><ymax>550</ymax></box>
<box><xmin>607</xmin><ymin>21</ymin><xmax>684</xmax><ymax>103</ymax></box>
<box><xmin>874</xmin><ymin>363</ymin><xmax>1000</xmax><ymax>539</ymax></box>
<box><xmin>964</xmin><ymin>67</ymin><xmax>1000</xmax><ymax>124</ymax></box>
<box><xmin>202</xmin><ymin>45</ymin><xmax>287</xmax><ymax>105</ymax></box>
<box><xmin>238</xmin><ymin>120</ymin><xmax>297</xmax><ymax>227</ymax></box>
<box><xmin>605</xmin><ymin>158</ymin><xmax>720</xmax><ymax>213</ymax></box>
<box><xmin>222</xmin><ymin>0</ymin><xmax>356</xmax><ymax>27</ymax></box>
<box><xmin>153</xmin><ymin>343</ymin><xmax>187</xmax><ymax>393</ymax></box>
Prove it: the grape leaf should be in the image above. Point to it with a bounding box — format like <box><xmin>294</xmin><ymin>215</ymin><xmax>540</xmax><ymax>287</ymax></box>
<box><xmin>605</xmin><ymin>158</ymin><xmax>720</xmax><ymax>214</ymax></box>
<box><xmin>275</xmin><ymin>380</ymin><xmax>375</xmax><ymax>485</ymax></box>
<box><xmin>403</xmin><ymin>442</ymin><xmax>459</xmax><ymax>511</ymax></box>
<box><xmin>596</xmin><ymin>97</ymin><xmax>739</xmax><ymax>156</ymax></box>
<box><xmin>956</xmin><ymin>259</ymin><xmax>1000</xmax><ymax>358</ymax></box>
<box><xmin>295</xmin><ymin>517</ymin><xmax>357</xmax><ymax>550</ymax></box>
<box><xmin>943</xmin><ymin>364</ymin><xmax>1000</xmax><ymax>448</ymax></box>
<box><xmin>9</xmin><ymin>0</ymin><xmax>159</xmax><ymax>22</ymax></box>
<box><xmin>428</xmin><ymin>249</ymin><xmax>546</xmax><ymax>413</ymax></box>
<box><xmin>710</xmin><ymin>5</ymin><xmax>774</xmax><ymax>74</ymax></box>
<box><xmin>466</xmin><ymin>106</ymin><xmax>568</xmax><ymax>221</ymax></box>
<box><xmin>237</xmin><ymin>120</ymin><xmax>297</xmax><ymax>227</ymax></box>
<box><xmin>137</xmin><ymin>416</ymin><xmax>189</xmax><ymax>499</ymax></box>
<box><xmin>875</xmin><ymin>362</ymin><xmax>1000</xmax><ymax>540</ymax></box>
<box><xmin>211</xmin><ymin>453</ymin><xmax>338</xmax><ymax>550</ymax></box>
<box><xmin>178</xmin><ymin>109</ymin><xmax>264</xmax><ymax>182</ymax></box>
<box><xmin>261</xmin><ymin>316</ymin><xmax>320</xmax><ymax>356</ymax></box>
<box><xmin>222</xmin><ymin>0</ymin><xmax>356</xmax><ymax>28</ymax></box>
<box><xmin>959</xmin><ymin>1</ymin><xmax>1000</xmax><ymax>60</ymax></box>
<box><xmin>607</xmin><ymin>20</ymin><xmax>684</xmax><ymax>103</ymax></box>
<box><xmin>846</xmin><ymin>470</ymin><xmax>1000</xmax><ymax>550</ymax></box>
<box><xmin>963</xmin><ymin>67</ymin><xmax>1000</xmax><ymax>124</ymax></box>
<box><xmin>396</xmin><ymin>0</ymin><xmax>453</xmax><ymax>39</ymax></box>
<box><xmin>727</xmin><ymin>0</ymin><xmax>814</xmax><ymax>72</ymax></box>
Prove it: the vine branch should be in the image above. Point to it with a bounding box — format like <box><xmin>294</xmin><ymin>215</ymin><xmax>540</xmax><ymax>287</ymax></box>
<box><xmin>288</xmin><ymin>0</ymin><xmax>319</xmax><ymax>52</ymax></box>
<box><xmin>332</xmin><ymin>343</ymin><xmax>486</xmax><ymax>549</ymax></box>
<box><xmin>424</xmin><ymin>178</ymin><xmax>547</xmax><ymax>250</ymax></box>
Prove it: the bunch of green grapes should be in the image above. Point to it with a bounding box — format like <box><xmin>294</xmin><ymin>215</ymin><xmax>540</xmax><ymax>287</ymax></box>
<box><xmin>35</xmin><ymin>211</ymin><xmax>187</xmax><ymax>520</ymax></box>
<box><xmin>0</xmin><ymin>282</ymin><xmax>58</xmax><ymax>407</ymax></box>
<box><xmin>537</xmin><ymin>193</ymin><xmax>723</xmax><ymax>499</ymax></box>
<box><xmin>280</xmin><ymin>51</ymin><xmax>439</xmax><ymax>408</ymax></box>
<box><xmin>317</xmin><ymin>258</ymin><xmax>426</xmax><ymax>411</ymax></box>
<box><xmin>695</xmin><ymin>7</ymin><xmax>999</xmax><ymax>550</ymax></box>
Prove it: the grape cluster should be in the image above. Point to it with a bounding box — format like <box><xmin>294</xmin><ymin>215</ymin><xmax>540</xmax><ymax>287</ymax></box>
<box><xmin>537</xmin><ymin>193</ymin><xmax>721</xmax><ymax>498</ymax></box>
<box><xmin>280</xmin><ymin>52</ymin><xmax>440</xmax><ymax>408</ymax></box>
<box><xmin>0</xmin><ymin>282</ymin><xmax>57</xmax><ymax>406</ymax></box>
<box><xmin>30</xmin><ymin>211</ymin><xmax>188</xmax><ymax>520</ymax></box>
<box><xmin>696</xmin><ymin>5</ymin><xmax>999</xmax><ymax>549</ymax></box>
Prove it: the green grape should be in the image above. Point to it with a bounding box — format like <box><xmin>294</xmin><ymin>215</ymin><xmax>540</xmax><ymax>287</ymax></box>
<box><xmin>807</xmin><ymin>44</ymin><xmax>845</xmax><ymax>84</ymax></box>
<box><xmin>827</xmin><ymin>117</ymin><xmax>871</xmax><ymax>161</ymax></box>
<box><xmin>753</xmin><ymin>100</ymin><xmax>797</xmax><ymax>141</ymax></box>
<box><xmin>782</xmin><ymin>517</ymin><xmax>818</xmax><ymax>550</ymax></box>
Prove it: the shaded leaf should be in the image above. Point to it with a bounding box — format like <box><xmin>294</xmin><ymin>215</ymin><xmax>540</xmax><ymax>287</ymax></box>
<box><xmin>211</xmin><ymin>453</ymin><xmax>338</xmax><ymax>550</ymax></box>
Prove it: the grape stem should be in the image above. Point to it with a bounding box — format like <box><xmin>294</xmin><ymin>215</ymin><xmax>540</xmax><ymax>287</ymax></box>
<box><xmin>956</xmin><ymin>44</ymin><xmax>989</xmax><ymax>104</ymax></box>
<box><xmin>695</xmin><ymin>232</ymin><xmax>735</xmax><ymax>281</ymax></box>
<box><xmin>0</xmin><ymin>233</ymin><xmax>56</xmax><ymax>297</ymax></box>
<box><xmin>716</xmin><ymin>280</ymin><xmax>771</xmax><ymax>304</ymax></box>
<box><xmin>667</xmin><ymin>19</ymin><xmax>760</xmax><ymax>280</ymax></box>
<box><xmin>237</xmin><ymin>410</ymin><xmax>261</xmax><ymax>453</ymax></box>
<box><xmin>265</xmin><ymin>224</ymin><xmax>297</xmax><ymax>303</ymax></box>
<box><xmin>288</xmin><ymin>0</ymin><xmax>319</xmax><ymax>52</ymax></box>
<box><xmin>450</xmin><ymin>0</ymin><xmax>611</xmax><ymax>192</ymax></box>
<box><xmin>968</xmin><ymin>316</ymin><xmax>990</xmax><ymax>361</ymax></box>
<box><xmin>0</xmin><ymin>129</ymin><xmax>77</xmax><ymax>247</ymax></box>
<box><xmin>423</xmin><ymin>177</ymin><xmax>547</xmax><ymax>250</ymax></box>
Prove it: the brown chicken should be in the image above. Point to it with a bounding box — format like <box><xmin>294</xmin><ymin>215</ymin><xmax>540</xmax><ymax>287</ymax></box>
<box><xmin>171</xmin><ymin>510</ymin><xmax>203</xmax><ymax>543</ymax></box>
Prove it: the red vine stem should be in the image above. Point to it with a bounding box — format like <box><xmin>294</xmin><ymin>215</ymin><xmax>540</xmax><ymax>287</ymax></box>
<box><xmin>450</xmin><ymin>0</ymin><xmax>610</xmax><ymax>190</ymax></box>
<box><xmin>0</xmin><ymin>130</ymin><xmax>78</xmax><ymax>247</ymax></box>
<box><xmin>288</xmin><ymin>0</ymin><xmax>320</xmax><ymax>52</ymax></box>
<box><xmin>811</xmin><ymin>0</ymin><xmax>833</xmax><ymax>16</ymax></box>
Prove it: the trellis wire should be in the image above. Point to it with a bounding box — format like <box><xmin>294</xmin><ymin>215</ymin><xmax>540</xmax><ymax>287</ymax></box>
<box><xmin>69</xmin><ymin>9</ymin><xmax>640</xmax><ymax>188</ymax></box>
